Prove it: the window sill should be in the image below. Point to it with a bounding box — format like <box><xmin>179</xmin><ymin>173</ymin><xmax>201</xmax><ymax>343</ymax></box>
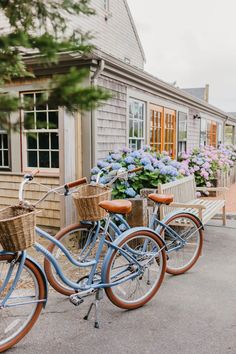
<box><xmin>0</xmin><ymin>170</ymin><xmax>60</xmax><ymax>178</ymax></box>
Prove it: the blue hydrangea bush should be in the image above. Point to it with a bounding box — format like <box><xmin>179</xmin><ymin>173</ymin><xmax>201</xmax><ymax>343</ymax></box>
<box><xmin>91</xmin><ymin>146</ymin><xmax>188</xmax><ymax>199</ymax></box>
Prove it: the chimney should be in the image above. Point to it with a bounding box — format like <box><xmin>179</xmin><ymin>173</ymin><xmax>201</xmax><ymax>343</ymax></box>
<box><xmin>204</xmin><ymin>84</ymin><xmax>209</xmax><ymax>102</ymax></box>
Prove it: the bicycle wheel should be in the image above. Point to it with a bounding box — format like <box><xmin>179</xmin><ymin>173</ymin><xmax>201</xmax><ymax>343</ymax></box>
<box><xmin>159</xmin><ymin>213</ymin><xmax>203</xmax><ymax>275</ymax></box>
<box><xmin>104</xmin><ymin>230</ymin><xmax>166</xmax><ymax>310</ymax></box>
<box><xmin>0</xmin><ymin>254</ymin><xmax>46</xmax><ymax>353</ymax></box>
<box><xmin>44</xmin><ymin>223</ymin><xmax>109</xmax><ymax>296</ymax></box>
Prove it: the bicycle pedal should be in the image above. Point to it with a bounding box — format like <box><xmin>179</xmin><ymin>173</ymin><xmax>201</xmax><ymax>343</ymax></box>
<box><xmin>69</xmin><ymin>294</ymin><xmax>84</xmax><ymax>306</ymax></box>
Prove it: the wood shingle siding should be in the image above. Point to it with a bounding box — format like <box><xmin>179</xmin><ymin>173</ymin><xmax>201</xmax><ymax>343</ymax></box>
<box><xmin>187</xmin><ymin>109</ymin><xmax>201</xmax><ymax>150</ymax></box>
<box><xmin>64</xmin><ymin>0</ymin><xmax>145</xmax><ymax>69</ymax></box>
<box><xmin>96</xmin><ymin>77</ymin><xmax>127</xmax><ymax>160</ymax></box>
<box><xmin>0</xmin><ymin>174</ymin><xmax>61</xmax><ymax>229</ymax></box>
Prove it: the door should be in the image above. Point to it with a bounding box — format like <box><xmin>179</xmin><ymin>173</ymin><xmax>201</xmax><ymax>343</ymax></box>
<box><xmin>207</xmin><ymin>121</ymin><xmax>217</xmax><ymax>147</ymax></box>
<box><xmin>150</xmin><ymin>105</ymin><xmax>163</xmax><ymax>153</ymax></box>
<box><xmin>164</xmin><ymin>108</ymin><xmax>176</xmax><ymax>157</ymax></box>
<box><xmin>150</xmin><ymin>105</ymin><xmax>176</xmax><ymax>157</ymax></box>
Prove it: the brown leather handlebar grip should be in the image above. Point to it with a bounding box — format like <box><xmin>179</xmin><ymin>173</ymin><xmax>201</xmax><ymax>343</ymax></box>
<box><xmin>128</xmin><ymin>166</ymin><xmax>143</xmax><ymax>174</ymax></box>
<box><xmin>31</xmin><ymin>169</ymin><xmax>40</xmax><ymax>176</ymax></box>
<box><xmin>65</xmin><ymin>177</ymin><xmax>87</xmax><ymax>189</ymax></box>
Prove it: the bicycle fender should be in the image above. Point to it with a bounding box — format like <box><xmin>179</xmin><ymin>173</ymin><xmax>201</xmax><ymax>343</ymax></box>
<box><xmin>26</xmin><ymin>255</ymin><xmax>48</xmax><ymax>308</ymax></box>
<box><xmin>101</xmin><ymin>226</ymin><xmax>165</xmax><ymax>283</ymax></box>
<box><xmin>155</xmin><ymin>210</ymin><xmax>204</xmax><ymax>234</ymax></box>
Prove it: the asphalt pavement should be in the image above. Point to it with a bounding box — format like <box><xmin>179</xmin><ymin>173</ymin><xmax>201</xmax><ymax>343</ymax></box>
<box><xmin>8</xmin><ymin>221</ymin><xmax>236</xmax><ymax>354</ymax></box>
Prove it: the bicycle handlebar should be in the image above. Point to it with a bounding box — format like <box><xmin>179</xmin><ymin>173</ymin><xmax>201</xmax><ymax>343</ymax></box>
<box><xmin>65</xmin><ymin>177</ymin><xmax>87</xmax><ymax>190</ymax></box>
<box><xmin>31</xmin><ymin>169</ymin><xmax>40</xmax><ymax>176</ymax></box>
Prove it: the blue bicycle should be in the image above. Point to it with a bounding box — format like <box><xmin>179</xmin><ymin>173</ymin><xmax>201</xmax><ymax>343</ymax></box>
<box><xmin>0</xmin><ymin>171</ymin><xmax>166</xmax><ymax>352</ymax></box>
<box><xmin>45</xmin><ymin>168</ymin><xmax>204</xmax><ymax>296</ymax></box>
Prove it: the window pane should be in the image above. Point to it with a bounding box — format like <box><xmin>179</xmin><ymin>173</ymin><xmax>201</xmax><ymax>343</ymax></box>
<box><xmin>137</xmin><ymin>140</ymin><xmax>142</xmax><ymax>150</ymax></box>
<box><xmin>0</xmin><ymin>152</ymin><xmax>2</xmax><ymax>166</ymax></box>
<box><xmin>48</xmin><ymin>100</ymin><xmax>58</xmax><ymax>111</ymax></box>
<box><xmin>3</xmin><ymin>134</ymin><xmax>8</xmax><ymax>149</ymax></box>
<box><xmin>23</xmin><ymin>94</ymin><xmax>34</xmax><ymax>111</ymax></box>
<box><xmin>24</xmin><ymin>112</ymin><xmax>34</xmax><ymax>129</ymax></box>
<box><xmin>51</xmin><ymin>151</ymin><xmax>59</xmax><ymax>168</ymax></box>
<box><xmin>3</xmin><ymin>150</ymin><xmax>8</xmax><ymax>166</ymax></box>
<box><xmin>36</xmin><ymin>112</ymin><xmax>47</xmax><ymax>129</ymax></box>
<box><xmin>28</xmin><ymin>151</ymin><xmax>37</xmax><ymax>167</ymax></box>
<box><xmin>27</xmin><ymin>133</ymin><xmax>37</xmax><ymax>149</ymax></box>
<box><xmin>51</xmin><ymin>133</ymin><xmax>59</xmax><ymax>150</ymax></box>
<box><xmin>134</xmin><ymin>121</ymin><xmax>138</xmax><ymax>137</ymax></box>
<box><xmin>129</xmin><ymin>119</ymin><xmax>133</xmax><ymax>137</ymax></box>
<box><xmin>36</xmin><ymin>92</ymin><xmax>46</xmax><ymax>110</ymax></box>
<box><xmin>48</xmin><ymin>112</ymin><xmax>58</xmax><ymax>129</ymax></box>
<box><xmin>39</xmin><ymin>151</ymin><xmax>49</xmax><ymax>167</ymax></box>
<box><xmin>39</xmin><ymin>133</ymin><xmax>49</xmax><ymax>149</ymax></box>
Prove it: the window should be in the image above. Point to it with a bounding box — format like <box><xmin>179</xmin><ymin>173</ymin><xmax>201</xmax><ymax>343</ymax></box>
<box><xmin>200</xmin><ymin>118</ymin><xmax>218</xmax><ymax>147</ymax></box>
<box><xmin>178</xmin><ymin>112</ymin><xmax>187</xmax><ymax>153</ymax></box>
<box><xmin>129</xmin><ymin>99</ymin><xmax>145</xmax><ymax>150</ymax></box>
<box><xmin>225</xmin><ymin>125</ymin><xmax>234</xmax><ymax>145</ymax></box>
<box><xmin>0</xmin><ymin>129</ymin><xmax>9</xmax><ymax>169</ymax></box>
<box><xmin>21</xmin><ymin>92</ymin><xmax>59</xmax><ymax>170</ymax></box>
<box><xmin>150</xmin><ymin>105</ymin><xmax>176</xmax><ymax>158</ymax></box>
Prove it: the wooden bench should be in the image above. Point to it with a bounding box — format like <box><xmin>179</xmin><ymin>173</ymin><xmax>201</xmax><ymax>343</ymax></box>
<box><xmin>157</xmin><ymin>175</ymin><xmax>227</xmax><ymax>225</ymax></box>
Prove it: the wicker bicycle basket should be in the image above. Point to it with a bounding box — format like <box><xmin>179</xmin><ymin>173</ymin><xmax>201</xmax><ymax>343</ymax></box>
<box><xmin>0</xmin><ymin>205</ymin><xmax>37</xmax><ymax>252</ymax></box>
<box><xmin>72</xmin><ymin>184</ymin><xmax>112</xmax><ymax>221</ymax></box>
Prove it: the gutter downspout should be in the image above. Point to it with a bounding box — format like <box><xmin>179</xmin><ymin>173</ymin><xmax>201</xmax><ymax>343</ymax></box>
<box><xmin>90</xmin><ymin>59</ymin><xmax>105</xmax><ymax>167</ymax></box>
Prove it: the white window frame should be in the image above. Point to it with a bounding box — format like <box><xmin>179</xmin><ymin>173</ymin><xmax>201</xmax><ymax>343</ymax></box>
<box><xmin>200</xmin><ymin>118</ymin><xmax>207</xmax><ymax>146</ymax></box>
<box><xmin>0</xmin><ymin>129</ymin><xmax>10</xmax><ymax>169</ymax></box>
<box><xmin>128</xmin><ymin>98</ymin><xmax>146</xmax><ymax>150</ymax></box>
<box><xmin>178</xmin><ymin>112</ymin><xmax>187</xmax><ymax>153</ymax></box>
<box><xmin>21</xmin><ymin>91</ymin><xmax>59</xmax><ymax>173</ymax></box>
<box><xmin>217</xmin><ymin>122</ymin><xmax>223</xmax><ymax>145</ymax></box>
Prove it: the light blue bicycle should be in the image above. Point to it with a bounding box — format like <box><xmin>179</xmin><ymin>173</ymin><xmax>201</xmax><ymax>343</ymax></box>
<box><xmin>0</xmin><ymin>170</ymin><xmax>167</xmax><ymax>352</ymax></box>
<box><xmin>45</xmin><ymin>168</ymin><xmax>204</xmax><ymax>296</ymax></box>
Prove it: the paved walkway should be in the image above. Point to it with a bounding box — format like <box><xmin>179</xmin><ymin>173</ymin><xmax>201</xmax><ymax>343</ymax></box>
<box><xmin>8</xmin><ymin>221</ymin><xmax>236</xmax><ymax>354</ymax></box>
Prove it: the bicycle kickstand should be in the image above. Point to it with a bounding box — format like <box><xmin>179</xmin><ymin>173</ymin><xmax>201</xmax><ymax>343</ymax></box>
<box><xmin>83</xmin><ymin>288</ymin><xmax>103</xmax><ymax>329</ymax></box>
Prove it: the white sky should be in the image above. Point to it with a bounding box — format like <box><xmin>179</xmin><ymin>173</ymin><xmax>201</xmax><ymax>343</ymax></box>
<box><xmin>127</xmin><ymin>0</ymin><xmax>236</xmax><ymax>112</ymax></box>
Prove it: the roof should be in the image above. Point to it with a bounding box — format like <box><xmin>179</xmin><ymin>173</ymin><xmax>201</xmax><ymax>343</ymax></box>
<box><xmin>22</xmin><ymin>51</ymin><xmax>236</xmax><ymax>124</ymax></box>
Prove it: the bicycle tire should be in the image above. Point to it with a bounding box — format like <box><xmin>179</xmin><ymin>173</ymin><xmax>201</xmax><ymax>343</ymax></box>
<box><xmin>159</xmin><ymin>213</ymin><xmax>203</xmax><ymax>275</ymax></box>
<box><xmin>104</xmin><ymin>229</ymin><xmax>166</xmax><ymax>310</ymax></box>
<box><xmin>0</xmin><ymin>254</ymin><xmax>46</xmax><ymax>353</ymax></box>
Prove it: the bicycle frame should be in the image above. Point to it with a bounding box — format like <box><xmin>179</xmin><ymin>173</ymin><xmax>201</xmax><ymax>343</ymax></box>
<box><xmin>109</xmin><ymin>206</ymin><xmax>192</xmax><ymax>254</ymax></box>
<box><xmin>0</xmin><ymin>220</ymin><xmax>161</xmax><ymax>311</ymax></box>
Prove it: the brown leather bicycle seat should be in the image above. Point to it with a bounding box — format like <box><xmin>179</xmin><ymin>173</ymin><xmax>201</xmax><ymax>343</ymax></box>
<box><xmin>99</xmin><ymin>200</ymin><xmax>132</xmax><ymax>214</ymax></box>
<box><xmin>148</xmin><ymin>193</ymin><xmax>174</xmax><ymax>205</ymax></box>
